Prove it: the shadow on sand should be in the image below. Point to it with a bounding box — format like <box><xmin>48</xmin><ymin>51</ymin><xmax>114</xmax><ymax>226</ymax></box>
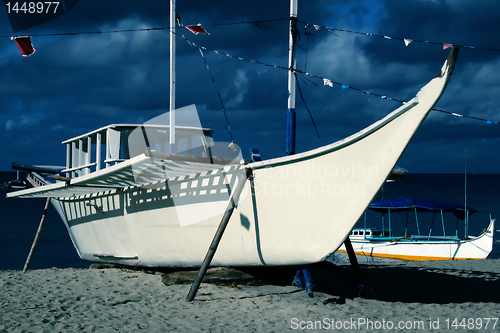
<box><xmin>101</xmin><ymin>260</ymin><xmax>500</xmax><ymax>304</ymax></box>
<box><xmin>239</xmin><ymin>262</ymin><xmax>500</xmax><ymax>304</ymax></box>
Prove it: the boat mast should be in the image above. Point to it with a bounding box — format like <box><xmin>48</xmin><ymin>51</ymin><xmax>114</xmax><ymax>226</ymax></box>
<box><xmin>465</xmin><ymin>147</ymin><xmax>468</xmax><ymax>238</ymax></box>
<box><xmin>286</xmin><ymin>0</ymin><xmax>298</xmax><ymax>155</ymax></box>
<box><xmin>169</xmin><ymin>0</ymin><xmax>176</xmax><ymax>154</ymax></box>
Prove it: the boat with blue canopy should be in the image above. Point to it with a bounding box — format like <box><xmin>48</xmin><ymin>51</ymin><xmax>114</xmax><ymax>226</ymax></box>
<box><xmin>338</xmin><ymin>197</ymin><xmax>495</xmax><ymax>261</ymax></box>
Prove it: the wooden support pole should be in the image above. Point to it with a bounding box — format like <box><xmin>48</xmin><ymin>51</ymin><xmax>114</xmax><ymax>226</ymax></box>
<box><xmin>343</xmin><ymin>237</ymin><xmax>361</xmax><ymax>281</ymax></box>
<box><xmin>186</xmin><ymin>169</ymin><xmax>250</xmax><ymax>302</ymax></box>
<box><xmin>23</xmin><ymin>197</ymin><xmax>51</xmax><ymax>272</ymax></box>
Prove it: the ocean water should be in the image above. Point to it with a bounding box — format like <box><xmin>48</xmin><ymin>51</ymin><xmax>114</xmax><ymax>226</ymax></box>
<box><xmin>0</xmin><ymin>172</ymin><xmax>498</xmax><ymax>271</ymax></box>
<box><xmin>0</xmin><ymin>172</ymin><xmax>89</xmax><ymax>271</ymax></box>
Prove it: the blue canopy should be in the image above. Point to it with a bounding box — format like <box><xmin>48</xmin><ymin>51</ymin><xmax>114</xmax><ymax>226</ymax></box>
<box><xmin>369</xmin><ymin>197</ymin><xmax>477</xmax><ymax>220</ymax></box>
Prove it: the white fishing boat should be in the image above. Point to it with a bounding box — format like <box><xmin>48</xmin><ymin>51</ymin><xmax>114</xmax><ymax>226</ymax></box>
<box><xmin>337</xmin><ymin>197</ymin><xmax>495</xmax><ymax>260</ymax></box>
<box><xmin>387</xmin><ymin>166</ymin><xmax>407</xmax><ymax>182</ymax></box>
<box><xmin>7</xmin><ymin>1</ymin><xmax>460</xmax><ymax>269</ymax></box>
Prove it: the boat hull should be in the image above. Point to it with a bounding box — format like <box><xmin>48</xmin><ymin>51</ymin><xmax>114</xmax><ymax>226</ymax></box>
<box><xmin>48</xmin><ymin>96</ymin><xmax>446</xmax><ymax>267</ymax></box>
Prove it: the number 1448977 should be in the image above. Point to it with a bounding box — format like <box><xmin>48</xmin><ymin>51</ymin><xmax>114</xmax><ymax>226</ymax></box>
<box><xmin>5</xmin><ymin>2</ymin><xmax>60</xmax><ymax>14</ymax></box>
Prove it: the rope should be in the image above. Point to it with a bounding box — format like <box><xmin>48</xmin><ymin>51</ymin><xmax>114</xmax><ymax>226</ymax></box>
<box><xmin>197</xmin><ymin>46</ymin><xmax>234</xmax><ymax>143</ymax></box>
<box><xmin>4</xmin><ymin>18</ymin><xmax>499</xmax><ymax>125</ymax></box>
<box><xmin>0</xmin><ymin>18</ymin><xmax>289</xmax><ymax>38</ymax></box>
<box><xmin>295</xmin><ymin>73</ymin><xmax>320</xmax><ymax>138</ymax></box>
<box><xmin>178</xmin><ymin>34</ymin><xmax>500</xmax><ymax>125</ymax></box>
<box><xmin>298</xmin><ymin>20</ymin><xmax>500</xmax><ymax>53</ymax></box>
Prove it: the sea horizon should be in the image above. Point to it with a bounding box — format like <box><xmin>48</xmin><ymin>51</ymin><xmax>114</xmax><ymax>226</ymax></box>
<box><xmin>1</xmin><ymin>172</ymin><xmax>498</xmax><ymax>271</ymax></box>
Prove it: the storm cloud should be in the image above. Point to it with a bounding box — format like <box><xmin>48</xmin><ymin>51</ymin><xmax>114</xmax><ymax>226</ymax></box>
<box><xmin>1</xmin><ymin>0</ymin><xmax>499</xmax><ymax>172</ymax></box>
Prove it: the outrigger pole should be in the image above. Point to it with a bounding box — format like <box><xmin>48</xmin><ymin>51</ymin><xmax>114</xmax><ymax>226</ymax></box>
<box><xmin>23</xmin><ymin>197</ymin><xmax>51</xmax><ymax>272</ymax></box>
<box><xmin>187</xmin><ymin>169</ymin><xmax>252</xmax><ymax>302</ymax></box>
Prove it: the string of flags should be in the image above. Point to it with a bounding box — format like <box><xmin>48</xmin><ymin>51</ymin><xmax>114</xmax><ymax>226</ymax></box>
<box><xmin>301</xmin><ymin>20</ymin><xmax>500</xmax><ymax>52</ymax></box>
<box><xmin>5</xmin><ymin>22</ymin><xmax>211</xmax><ymax>57</ymax></box>
<box><xmin>433</xmin><ymin>109</ymin><xmax>498</xmax><ymax>124</ymax></box>
<box><xmin>178</xmin><ymin>32</ymin><xmax>500</xmax><ymax>126</ymax></box>
<box><xmin>5</xmin><ymin>23</ymin><xmax>210</xmax><ymax>58</ymax></box>
<box><xmin>4</xmin><ymin>19</ymin><xmax>500</xmax><ymax>125</ymax></box>
<box><xmin>6</xmin><ymin>18</ymin><xmax>500</xmax><ymax>58</ymax></box>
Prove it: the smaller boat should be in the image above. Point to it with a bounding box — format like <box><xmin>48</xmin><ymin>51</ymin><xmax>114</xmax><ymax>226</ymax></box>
<box><xmin>4</xmin><ymin>170</ymin><xmax>29</xmax><ymax>192</ymax></box>
<box><xmin>387</xmin><ymin>166</ymin><xmax>407</xmax><ymax>182</ymax></box>
<box><xmin>338</xmin><ymin>197</ymin><xmax>495</xmax><ymax>261</ymax></box>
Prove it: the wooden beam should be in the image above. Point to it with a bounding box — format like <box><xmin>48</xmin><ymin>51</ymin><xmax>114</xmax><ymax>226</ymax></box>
<box><xmin>186</xmin><ymin>169</ymin><xmax>250</xmax><ymax>301</ymax></box>
<box><xmin>23</xmin><ymin>198</ymin><xmax>51</xmax><ymax>272</ymax></box>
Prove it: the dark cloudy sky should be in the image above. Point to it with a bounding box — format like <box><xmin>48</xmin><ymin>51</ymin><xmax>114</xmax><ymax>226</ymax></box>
<box><xmin>1</xmin><ymin>0</ymin><xmax>499</xmax><ymax>173</ymax></box>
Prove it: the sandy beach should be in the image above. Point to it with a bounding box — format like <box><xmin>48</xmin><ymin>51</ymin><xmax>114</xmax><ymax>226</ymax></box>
<box><xmin>1</xmin><ymin>259</ymin><xmax>499</xmax><ymax>332</ymax></box>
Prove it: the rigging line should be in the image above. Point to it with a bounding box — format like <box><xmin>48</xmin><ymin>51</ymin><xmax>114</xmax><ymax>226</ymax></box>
<box><xmin>303</xmin><ymin>23</ymin><xmax>309</xmax><ymax>71</ymax></box>
<box><xmin>201</xmin><ymin>18</ymin><xmax>288</xmax><ymax>27</ymax></box>
<box><xmin>4</xmin><ymin>18</ymin><xmax>498</xmax><ymax>53</ymax></box>
<box><xmin>0</xmin><ymin>18</ymin><xmax>289</xmax><ymax>38</ymax></box>
<box><xmin>0</xmin><ymin>27</ymin><xmax>168</xmax><ymax>38</ymax></box>
<box><xmin>178</xmin><ymin>35</ymin><xmax>500</xmax><ymax>125</ymax></box>
<box><xmin>382</xmin><ymin>187</ymin><xmax>406</xmax><ymax>199</ymax></box>
<box><xmin>177</xmin><ymin>33</ymin><xmax>403</xmax><ymax>100</ymax></box>
<box><xmin>297</xmin><ymin>71</ymin><xmax>317</xmax><ymax>86</ymax></box>
<box><xmin>431</xmin><ymin>108</ymin><xmax>499</xmax><ymax>123</ymax></box>
<box><xmin>294</xmin><ymin>73</ymin><xmax>320</xmax><ymax>138</ymax></box>
<box><xmin>297</xmin><ymin>20</ymin><xmax>500</xmax><ymax>53</ymax></box>
<box><xmin>197</xmin><ymin>46</ymin><xmax>235</xmax><ymax>143</ymax></box>
<box><xmin>250</xmin><ymin>21</ymin><xmax>272</xmax><ymax>31</ymax></box>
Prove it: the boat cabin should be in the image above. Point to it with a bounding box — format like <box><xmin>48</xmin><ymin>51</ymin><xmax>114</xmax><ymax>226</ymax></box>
<box><xmin>350</xmin><ymin>228</ymin><xmax>391</xmax><ymax>238</ymax></box>
<box><xmin>62</xmin><ymin>124</ymin><xmax>217</xmax><ymax>178</ymax></box>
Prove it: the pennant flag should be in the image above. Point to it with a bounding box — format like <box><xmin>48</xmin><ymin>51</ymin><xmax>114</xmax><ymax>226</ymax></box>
<box><xmin>313</xmin><ymin>25</ymin><xmax>321</xmax><ymax>30</ymax></box>
<box><xmin>341</xmin><ymin>84</ymin><xmax>349</xmax><ymax>89</ymax></box>
<box><xmin>323</xmin><ymin>78</ymin><xmax>333</xmax><ymax>87</ymax></box>
<box><xmin>443</xmin><ymin>43</ymin><xmax>453</xmax><ymax>50</ymax></box>
<box><xmin>11</xmin><ymin>36</ymin><xmax>35</xmax><ymax>56</ymax></box>
<box><xmin>186</xmin><ymin>24</ymin><xmax>210</xmax><ymax>35</ymax></box>
<box><xmin>383</xmin><ymin>36</ymin><xmax>392</xmax><ymax>39</ymax></box>
<box><xmin>404</xmin><ymin>39</ymin><xmax>413</xmax><ymax>46</ymax></box>
<box><xmin>4</xmin><ymin>0</ymin><xmax>79</xmax><ymax>33</ymax></box>
<box><xmin>486</xmin><ymin>120</ymin><xmax>498</xmax><ymax>124</ymax></box>
<box><xmin>452</xmin><ymin>112</ymin><xmax>463</xmax><ymax>120</ymax></box>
